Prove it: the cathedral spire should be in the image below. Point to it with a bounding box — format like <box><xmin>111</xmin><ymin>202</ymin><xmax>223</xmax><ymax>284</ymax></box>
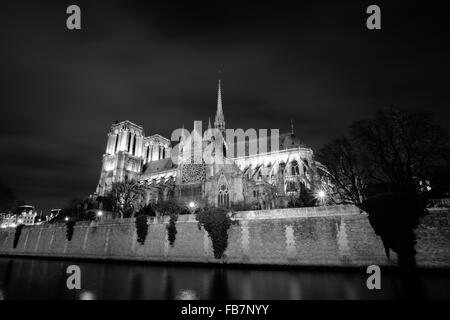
<box><xmin>181</xmin><ymin>124</ymin><xmax>187</xmax><ymax>140</ymax></box>
<box><xmin>214</xmin><ymin>79</ymin><xmax>225</xmax><ymax>132</ymax></box>
<box><xmin>291</xmin><ymin>119</ymin><xmax>295</xmax><ymax>135</ymax></box>
<box><xmin>208</xmin><ymin>117</ymin><xmax>212</xmax><ymax>130</ymax></box>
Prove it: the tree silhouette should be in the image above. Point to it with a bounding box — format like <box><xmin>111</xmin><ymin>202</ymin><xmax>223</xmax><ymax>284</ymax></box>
<box><xmin>318</xmin><ymin>107</ymin><xmax>449</xmax><ymax>270</ymax></box>
<box><xmin>317</xmin><ymin>137</ymin><xmax>366</xmax><ymax>205</ymax></box>
<box><xmin>111</xmin><ymin>180</ymin><xmax>147</xmax><ymax>219</ymax></box>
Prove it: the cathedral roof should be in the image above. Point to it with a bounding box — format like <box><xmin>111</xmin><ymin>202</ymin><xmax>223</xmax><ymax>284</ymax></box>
<box><xmin>111</xmin><ymin>120</ymin><xmax>143</xmax><ymax>133</ymax></box>
<box><xmin>142</xmin><ymin>158</ymin><xmax>176</xmax><ymax>175</ymax></box>
<box><xmin>279</xmin><ymin>132</ymin><xmax>304</xmax><ymax>149</ymax></box>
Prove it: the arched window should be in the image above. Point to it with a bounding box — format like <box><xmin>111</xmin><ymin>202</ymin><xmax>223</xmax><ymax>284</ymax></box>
<box><xmin>285</xmin><ymin>180</ymin><xmax>297</xmax><ymax>193</ymax></box>
<box><xmin>127</xmin><ymin>131</ymin><xmax>132</xmax><ymax>152</ymax></box>
<box><xmin>132</xmin><ymin>135</ymin><xmax>137</xmax><ymax>155</ymax></box>
<box><xmin>223</xmin><ymin>143</ymin><xmax>227</xmax><ymax>158</ymax></box>
<box><xmin>114</xmin><ymin>135</ymin><xmax>119</xmax><ymax>153</ymax></box>
<box><xmin>291</xmin><ymin>160</ymin><xmax>300</xmax><ymax>175</ymax></box>
<box><xmin>218</xmin><ymin>183</ymin><xmax>229</xmax><ymax>208</ymax></box>
<box><xmin>279</xmin><ymin>162</ymin><xmax>286</xmax><ymax>175</ymax></box>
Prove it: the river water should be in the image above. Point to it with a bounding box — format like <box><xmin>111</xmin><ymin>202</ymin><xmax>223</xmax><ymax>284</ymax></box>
<box><xmin>0</xmin><ymin>257</ymin><xmax>449</xmax><ymax>300</ymax></box>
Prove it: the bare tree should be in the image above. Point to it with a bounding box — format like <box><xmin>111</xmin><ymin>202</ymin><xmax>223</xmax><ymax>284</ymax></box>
<box><xmin>317</xmin><ymin>137</ymin><xmax>366</xmax><ymax>205</ymax></box>
<box><xmin>318</xmin><ymin>107</ymin><xmax>449</xmax><ymax>203</ymax></box>
<box><xmin>351</xmin><ymin>106</ymin><xmax>448</xmax><ymax>191</ymax></box>
<box><xmin>319</xmin><ymin>106</ymin><xmax>449</xmax><ymax>270</ymax></box>
<box><xmin>110</xmin><ymin>180</ymin><xmax>147</xmax><ymax>219</ymax></box>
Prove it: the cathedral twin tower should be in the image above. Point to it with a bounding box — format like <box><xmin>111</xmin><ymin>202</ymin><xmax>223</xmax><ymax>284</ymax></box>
<box><xmin>96</xmin><ymin>80</ymin><xmax>227</xmax><ymax>196</ymax></box>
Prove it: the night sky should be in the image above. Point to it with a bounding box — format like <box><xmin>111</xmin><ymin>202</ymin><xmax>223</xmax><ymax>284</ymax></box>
<box><xmin>1</xmin><ymin>0</ymin><xmax>449</xmax><ymax>212</ymax></box>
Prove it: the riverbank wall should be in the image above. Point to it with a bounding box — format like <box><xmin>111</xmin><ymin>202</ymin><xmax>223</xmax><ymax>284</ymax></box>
<box><xmin>0</xmin><ymin>205</ymin><xmax>449</xmax><ymax>268</ymax></box>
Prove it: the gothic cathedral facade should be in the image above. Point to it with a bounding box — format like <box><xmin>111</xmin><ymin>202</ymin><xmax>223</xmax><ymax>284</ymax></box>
<box><xmin>96</xmin><ymin>81</ymin><xmax>327</xmax><ymax>210</ymax></box>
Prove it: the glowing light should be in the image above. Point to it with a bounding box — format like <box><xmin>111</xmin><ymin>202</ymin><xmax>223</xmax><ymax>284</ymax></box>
<box><xmin>97</xmin><ymin>211</ymin><xmax>103</xmax><ymax>217</ymax></box>
<box><xmin>79</xmin><ymin>291</ymin><xmax>96</xmax><ymax>300</ymax></box>
<box><xmin>315</xmin><ymin>189</ymin><xmax>328</xmax><ymax>206</ymax></box>
<box><xmin>18</xmin><ymin>219</ymin><xmax>23</xmax><ymax>224</ymax></box>
<box><xmin>65</xmin><ymin>217</ymin><xmax>69</xmax><ymax>222</ymax></box>
<box><xmin>189</xmin><ymin>201</ymin><xmax>195</xmax><ymax>209</ymax></box>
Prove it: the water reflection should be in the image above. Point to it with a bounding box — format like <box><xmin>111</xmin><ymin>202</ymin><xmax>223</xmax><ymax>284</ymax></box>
<box><xmin>175</xmin><ymin>289</ymin><xmax>199</xmax><ymax>300</ymax></box>
<box><xmin>130</xmin><ymin>273</ymin><xmax>143</xmax><ymax>300</ymax></box>
<box><xmin>209</xmin><ymin>269</ymin><xmax>229</xmax><ymax>300</ymax></box>
<box><xmin>79</xmin><ymin>291</ymin><xmax>96</xmax><ymax>300</ymax></box>
<box><xmin>163</xmin><ymin>271</ymin><xmax>174</xmax><ymax>300</ymax></box>
<box><xmin>0</xmin><ymin>257</ymin><xmax>449</xmax><ymax>299</ymax></box>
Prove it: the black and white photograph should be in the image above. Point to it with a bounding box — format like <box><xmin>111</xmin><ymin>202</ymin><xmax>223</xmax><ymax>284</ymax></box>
<box><xmin>1</xmin><ymin>0</ymin><xmax>450</xmax><ymax>308</ymax></box>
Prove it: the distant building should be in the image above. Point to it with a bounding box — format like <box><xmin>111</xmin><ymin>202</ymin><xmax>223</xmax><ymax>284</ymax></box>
<box><xmin>95</xmin><ymin>80</ymin><xmax>328</xmax><ymax>209</ymax></box>
<box><xmin>0</xmin><ymin>205</ymin><xmax>39</xmax><ymax>228</ymax></box>
<box><xmin>47</xmin><ymin>208</ymin><xmax>63</xmax><ymax>222</ymax></box>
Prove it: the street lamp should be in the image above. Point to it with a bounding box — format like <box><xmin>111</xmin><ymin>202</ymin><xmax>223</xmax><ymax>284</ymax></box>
<box><xmin>316</xmin><ymin>190</ymin><xmax>327</xmax><ymax>206</ymax></box>
<box><xmin>188</xmin><ymin>201</ymin><xmax>196</xmax><ymax>213</ymax></box>
<box><xmin>97</xmin><ymin>211</ymin><xmax>103</xmax><ymax>217</ymax></box>
<box><xmin>64</xmin><ymin>216</ymin><xmax>69</xmax><ymax>222</ymax></box>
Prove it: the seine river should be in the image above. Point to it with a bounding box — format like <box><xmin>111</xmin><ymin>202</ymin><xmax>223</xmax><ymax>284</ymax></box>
<box><xmin>1</xmin><ymin>257</ymin><xmax>450</xmax><ymax>300</ymax></box>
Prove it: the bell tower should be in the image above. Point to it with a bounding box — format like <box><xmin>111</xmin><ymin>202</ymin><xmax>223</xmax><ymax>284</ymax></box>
<box><xmin>96</xmin><ymin>120</ymin><xmax>145</xmax><ymax>196</ymax></box>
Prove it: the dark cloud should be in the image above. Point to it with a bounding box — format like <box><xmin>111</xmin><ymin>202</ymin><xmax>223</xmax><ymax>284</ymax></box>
<box><xmin>0</xmin><ymin>0</ymin><xmax>449</xmax><ymax>212</ymax></box>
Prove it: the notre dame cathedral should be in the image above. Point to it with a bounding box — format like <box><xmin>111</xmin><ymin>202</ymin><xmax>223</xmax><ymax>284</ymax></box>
<box><xmin>95</xmin><ymin>81</ymin><xmax>328</xmax><ymax>210</ymax></box>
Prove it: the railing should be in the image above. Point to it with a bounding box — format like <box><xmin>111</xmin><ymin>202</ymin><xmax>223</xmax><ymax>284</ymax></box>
<box><xmin>96</xmin><ymin>205</ymin><xmax>363</xmax><ymax>224</ymax></box>
<box><xmin>428</xmin><ymin>198</ymin><xmax>450</xmax><ymax>208</ymax></box>
<box><xmin>14</xmin><ymin>205</ymin><xmax>363</xmax><ymax>229</ymax></box>
<box><xmin>232</xmin><ymin>204</ymin><xmax>362</xmax><ymax>220</ymax></box>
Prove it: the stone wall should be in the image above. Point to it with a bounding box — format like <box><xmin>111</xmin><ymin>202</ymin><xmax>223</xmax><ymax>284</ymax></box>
<box><xmin>416</xmin><ymin>208</ymin><xmax>450</xmax><ymax>268</ymax></box>
<box><xmin>0</xmin><ymin>205</ymin><xmax>449</xmax><ymax>268</ymax></box>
